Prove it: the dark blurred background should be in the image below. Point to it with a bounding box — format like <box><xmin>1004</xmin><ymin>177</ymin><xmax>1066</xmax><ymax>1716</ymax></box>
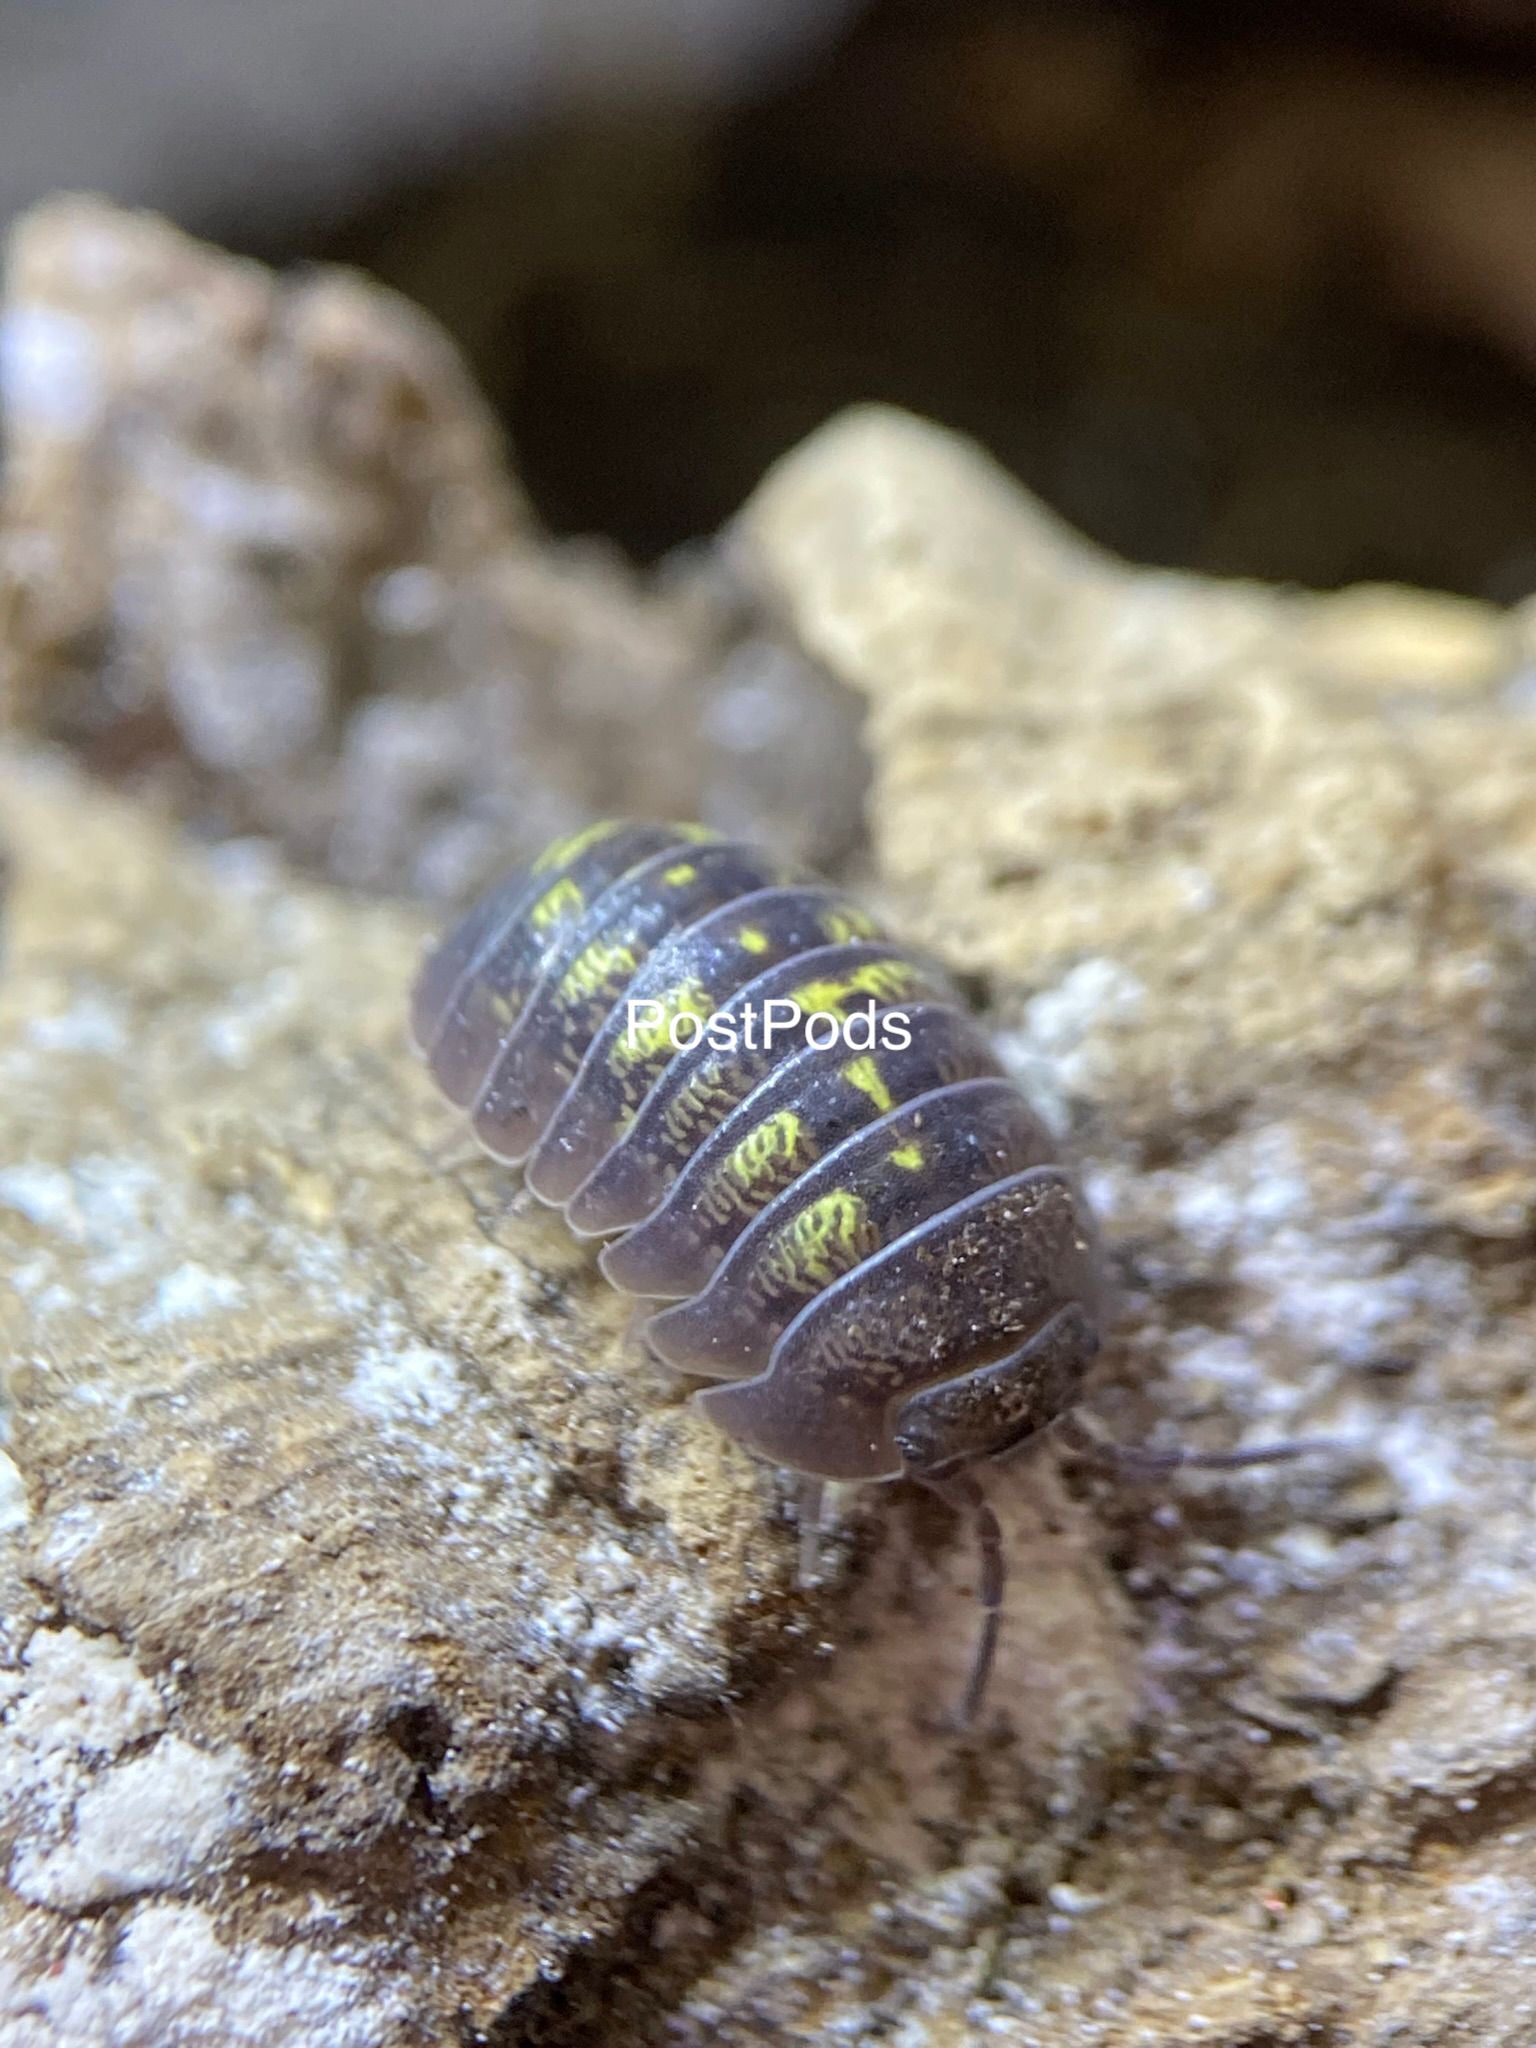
<box><xmin>8</xmin><ymin>0</ymin><xmax>1536</xmax><ymax>595</ymax></box>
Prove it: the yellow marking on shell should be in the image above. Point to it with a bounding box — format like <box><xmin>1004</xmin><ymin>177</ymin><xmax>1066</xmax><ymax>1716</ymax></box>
<box><xmin>532</xmin><ymin>819</ymin><xmax>621</xmax><ymax>875</ymax></box>
<box><xmin>728</xmin><ymin>1109</ymin><xmax>803</xmax><ymax>1190</ymax></box>
<box><xmin>529</xmin><ymin>877</ymin><xmax>585</xmax><ymax>932</ymax></box>
<box><xmin>888</xmin><ymin>1140</ymin><xmax>925</xmax><ymax>1171</ymax></box>
<box><xmin>819</xmin><ymin>905</ymin><xmax>879</xmax><ymax>946</ymax></box>
<box><xmin>848</xmin><ymin>959</ymin><xmax>922</xmax><ymax>1003</ymax></box>
<box><xmin>793</xmin><ymin>959</ymin><xmax>920</xmax><ymax>1018</ymax></box>
<box><xmin>662</xmin><ymin>1063</ymin><xmax>745</xmax><ymax>1146</ymax></box>
<box><xmin>663</xmin><ymin>862</ymin><xmax>699</xmax><ymax>887</ymax></box>
<box><xmin>757</xmin><ymin>1189</ymin><xmax>874</xmax><ymax>1298</ymax></box>
<box><xmin>697</xmin><ymin>1109</ymin><xmax>805</xmax><ymax>1225</ymax></box>
<box><xmin>560</xmin><ymin>938</ymin><xmax>640</xmax><ymax>1005</ymax></box>
<box><xmin>489</xmin><ymin>991</ymin><xmax>518</xmax><ymax>1026</ymax></box>
<box><xmin>737</xmin><ymin>925</ymin><xmax>770</xmax><ymax>955</ymax></box>
<box><xmin>611</xmin><ymin>978</ymin><xmax>713</xmax><ymax>1071</ymax></box>
<box><xmin>842</xmin><ymin>1056</ymin><xmax>894</xmax><ymax>1116</ymax></box>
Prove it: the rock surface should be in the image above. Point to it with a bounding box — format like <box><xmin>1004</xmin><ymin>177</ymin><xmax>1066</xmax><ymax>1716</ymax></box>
<box><xmin>708</xmin><ymin>405</ymin><xmax>1536</xmax><ymax>2045</ymax></box>
<box><xmin>8</xmin><ymin>256</ymin><xmax>1536</xmax><ymax>2043</ymax></box>
<box><xmin>0</xmin><ymin>198</ymin><xmax>867</xmax><ymax>898</ymax></box>
<box><xmin>0</xmin><ymin>751</ymin><xmax>813</xmax><ymax>2043</ymax></box>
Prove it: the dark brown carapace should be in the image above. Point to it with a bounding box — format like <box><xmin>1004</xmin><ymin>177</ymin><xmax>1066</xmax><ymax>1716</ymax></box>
<box><xmin>410</xmin><ymin>820</ymin><xmax>1108</xmax><ymax>1721</ymax></box>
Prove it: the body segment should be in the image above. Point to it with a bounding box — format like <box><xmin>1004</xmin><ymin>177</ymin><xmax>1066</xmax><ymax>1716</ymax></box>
<box><xmin>644</xmin><ymin>1078</ymin><xmax>1061</xmax><ymax>1382</ymax></box>
<box><xmin>597</xmin><ymin>1001</ymin><xmax>1006</xmax><ymax>1291</ymax></box>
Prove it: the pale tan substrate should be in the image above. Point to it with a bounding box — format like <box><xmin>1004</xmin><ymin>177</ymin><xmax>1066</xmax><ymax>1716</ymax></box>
<box><xmin>0</xmin><ymin>749</ymin><xmax>821</xmax><ymax>2043</ymax></box>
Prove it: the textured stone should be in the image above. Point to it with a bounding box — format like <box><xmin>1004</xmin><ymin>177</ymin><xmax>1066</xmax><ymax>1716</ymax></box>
<box><xmin>0</xmin><ymin>749</ymin><xmax>811</xmax><ymax>2043</ymax></box>
<box><xmin>0</xmin><ymin>198</ymin><xmax>867</xmax><ymax>898</ymax></box>
<box><xmin>652</xmin><ymin>403</ymin><xmax>1536</xmax><ymax>2044</ymax></box>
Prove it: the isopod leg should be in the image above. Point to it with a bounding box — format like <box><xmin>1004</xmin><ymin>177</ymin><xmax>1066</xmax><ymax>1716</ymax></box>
<box><xmin>796</xmin><ymin>1476</ymin><xmax>827</xmax><ymax>1587</ymax></box>
<box><xmin>1054</xmin><ymin>1409</ymin><xmax>1328</xmax><ymax>1473</ymax></box>
<box><xmin>924</xmin><ymin>1467</ymin><xmax>1005</xmax><ymax>1727</ymax></box>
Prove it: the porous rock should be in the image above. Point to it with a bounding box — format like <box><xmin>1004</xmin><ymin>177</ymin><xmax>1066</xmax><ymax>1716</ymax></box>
<box><xmin>0</xmin><ymin>748</ymin><xmax>811</xmax><ymax>2044</ymax></box>
<box><xmin>676</xmin><ymin>403</ymin><xmax>1536</xmax><ymax>2044</ymax></box>
<box><xmin>0</xmin><ymin>197</ymin><xmax>866</xmax><ymax>897</ymax></box>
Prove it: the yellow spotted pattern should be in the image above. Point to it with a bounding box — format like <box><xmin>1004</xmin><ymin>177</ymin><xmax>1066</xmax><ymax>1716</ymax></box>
<box><xmin>819</xmin><ymin>905</ymin><xmax>879</xmax><ymax>946</ymax></box>
<box><xmin>560</xmin><ymin>938</ymin><xmax>640</xmax><ymax>1006</ymax></box>
<box><xmin>528</xmin><ymin>876</ymin><xmax>585</xmax><ymax>932</ymax></box>
<box><xmin>661</xmin><ymin>1065</ymin><xmax>743</xmax><ymax>1146</ymax></box>
<box><xmin>531</xmin><ymin>819</ymin><xmax>621</xmax><ymax>875</ymax></box>
<box><xmin>533</xmin><ymin>818</ymin><xmax>715</xmax><ymax>877</ymax></box>
<box><xmin>698</xmin><ymin>1110</ymin><xmax>806</xmax><ymax>1223</ymax></box>
<box><xmin>663</xmin><ymin>862</ymin><xmax>698</xmax><ymax>887</ymax></box>
<box><xmin>792</xmin><ymin>959</ymin><xmax>921</xmax><ymax>1017</ymax></box>
<box><xmin>611</xmin><ymin>978</ymin><xmax>713</xmax><ymax>1072</ymax></box>
<box><xmin>755</xmin><ymin>1189</ymin><xmax>876</xmax><ymax>1299</ymax></box>
<box><xmin>737</xmin><ymin>925</ymin><xmax>770</xmax><ymax>955</ymax></box>
<box><xmin>727</xmin><ymin>1108</ymin><xmax>803</xmax><ymax>1185</ymax></box>
<box><xmin>842</xmin><ymin>1055</ymin><xmax>894</xmax><ymax>1116</ymax></box>
<box><xmin>888</xmin><ymin>1141</ymin><xmax>925</xmax><ymax>1171</ymax></box>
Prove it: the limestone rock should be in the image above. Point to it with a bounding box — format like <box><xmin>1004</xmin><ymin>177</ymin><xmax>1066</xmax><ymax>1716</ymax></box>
<box><xmin>677</xmin><ymin>402</ymin><xmax>1536</xmax><ymax>2043</ymax></box>
<box><xmin>0</xmin><ymin>745</ymin><xmax>1137</xmax><ymax>2048</ymax></box>
<box><xmin>0</xmin><ymin>749</ymin><xmax>813</xmax><ymax>2042</ymax></box>
<box><xmin>0</xmin><ymin>198</ymin><xmax>866</xmax><ymax>897</ymax></box>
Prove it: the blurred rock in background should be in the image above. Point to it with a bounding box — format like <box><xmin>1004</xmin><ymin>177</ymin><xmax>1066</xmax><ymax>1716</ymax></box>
<box><xmin>10</xmin><ymin>1</ymin><xmax>1536</xmax><ymax>894</ymax></box>
<box><xmin>0</xmin><ymin>200</ymin><xmax>869</xmax><ymax>899</ymax></box>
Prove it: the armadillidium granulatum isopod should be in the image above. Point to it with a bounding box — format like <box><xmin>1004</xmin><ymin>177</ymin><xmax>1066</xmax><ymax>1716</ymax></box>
<box><xmin>413</xmin><ymin>820</ymin><xmax>1256</xmax><ymax>1722</ymax></box>
<box><xmin>411</xmin><ymin>818</ymin><xmax>1111</xmax><ymax>1719</ymax></box>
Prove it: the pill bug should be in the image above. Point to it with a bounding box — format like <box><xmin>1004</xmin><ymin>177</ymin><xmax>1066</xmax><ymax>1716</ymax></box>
<box><xmin>411</xmin><ymin>820</ymin><xmax>1298</xmax><ymax>1721</ymax></box>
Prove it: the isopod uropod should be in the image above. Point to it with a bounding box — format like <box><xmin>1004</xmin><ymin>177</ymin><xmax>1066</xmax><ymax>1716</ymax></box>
<box><xmin>409</xmin><ymin>819</ymin><xmax>1113</xmax><ymax>1720</ymax></box>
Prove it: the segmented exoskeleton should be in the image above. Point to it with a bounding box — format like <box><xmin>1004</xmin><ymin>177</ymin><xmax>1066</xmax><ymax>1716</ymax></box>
<box><xmin>410</xmin><ymin>820</ymin><xmax>1114</xmax><ymax>1720</ymax></box>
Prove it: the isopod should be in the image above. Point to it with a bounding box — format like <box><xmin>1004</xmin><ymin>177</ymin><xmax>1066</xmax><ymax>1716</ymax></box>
<box><xmin>411</xmin><ymin>820</ymin><xmax>1299</xmax><ymax>1721</ymax></box>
